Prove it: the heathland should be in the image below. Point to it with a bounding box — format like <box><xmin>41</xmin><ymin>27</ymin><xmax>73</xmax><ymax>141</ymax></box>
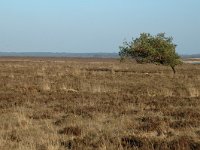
<box><xmin>0</xmin><ymin>57</ymin><xmax>200</xmax><ymax>150</ymax></box>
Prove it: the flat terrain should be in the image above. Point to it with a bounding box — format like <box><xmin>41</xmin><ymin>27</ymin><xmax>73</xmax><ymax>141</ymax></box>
<box><xmin>0</xmin><ymin>57</ymin><xmax>200</xmax><ymax>150</ymax></box>
<box><xmin>183</xmin><ymin>58</ymin><xmax>200</xmax><ymax>64</ymax></box>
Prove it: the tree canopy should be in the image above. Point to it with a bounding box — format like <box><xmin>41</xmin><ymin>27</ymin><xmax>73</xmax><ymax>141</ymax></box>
<box><xmin>119</xmin><ymin>33</ymin><xmax>182</xmax><ymax>73</ymax></box>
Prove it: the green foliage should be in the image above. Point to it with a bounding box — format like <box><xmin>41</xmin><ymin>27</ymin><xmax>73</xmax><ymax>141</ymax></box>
<box><xmin>119</xmin><ymin>33</ymin><xmax>182</xmax><ymax>73</ymax></box>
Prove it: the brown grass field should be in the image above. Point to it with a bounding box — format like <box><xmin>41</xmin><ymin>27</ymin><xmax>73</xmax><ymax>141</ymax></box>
<box><xmin>0</xmin><ymin>57</ymin><xmax>200</xmax><ymax>150</ymax></box>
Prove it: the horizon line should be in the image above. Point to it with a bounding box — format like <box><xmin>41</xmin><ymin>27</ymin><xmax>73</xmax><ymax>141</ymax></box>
<box><xmin>0</xmin><ymin>51</ymin><xmax>199</xmax><ymax>55</ymax></box>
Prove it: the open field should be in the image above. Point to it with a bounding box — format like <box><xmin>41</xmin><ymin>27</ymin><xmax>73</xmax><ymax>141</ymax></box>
<box><xmin>0</xmin><ymin>57</ymin><xmax>200</xmax><ymax>150</ymax></box>
<box><xmin>183</xmin><ymin>58</ymin><xmax>200</xmax><ymax>64</ymax></box>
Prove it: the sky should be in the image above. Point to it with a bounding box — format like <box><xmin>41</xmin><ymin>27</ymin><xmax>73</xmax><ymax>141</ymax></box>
<box><xmin>0</xmin><ymin>0</ymin><xmax>200</xmax><ymax>54</ymax></box>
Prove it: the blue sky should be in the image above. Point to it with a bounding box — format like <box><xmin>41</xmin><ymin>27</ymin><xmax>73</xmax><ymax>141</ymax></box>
<box><xmin>0</xmin><ymin>0</ymin><xmax>199</xmax><ymax>54</ymax></box>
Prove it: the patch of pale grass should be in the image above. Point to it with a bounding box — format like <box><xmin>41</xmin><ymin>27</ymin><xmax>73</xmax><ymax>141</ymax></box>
<box><xmin>188</xmin><ymin>87</ymin><xmax>199</xmax><ymax>97</ymax></box>
<box><xmin>40</xmin><ymin>79</ymin><xmax>51</xmax><ymax>91</ymax></box>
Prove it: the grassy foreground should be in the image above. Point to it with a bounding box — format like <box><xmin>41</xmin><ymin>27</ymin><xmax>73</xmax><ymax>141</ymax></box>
<box><xmin>0</xmin><ymin>57</ymin><xmax>200</xmax><ymax>150</ymax></box>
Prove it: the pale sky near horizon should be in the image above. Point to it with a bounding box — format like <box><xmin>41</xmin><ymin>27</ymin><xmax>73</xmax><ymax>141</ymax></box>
<box><xmin>0</xmin><ymin>0</ymin><xmax>199</xmax><ymax>54</ymax></box>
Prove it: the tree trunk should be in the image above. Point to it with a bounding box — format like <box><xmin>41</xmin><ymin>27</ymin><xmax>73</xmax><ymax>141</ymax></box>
<box><xmin>171</xmin><ymin>66</ymin><xmax>176</xmax><ymax>74</ymax></box>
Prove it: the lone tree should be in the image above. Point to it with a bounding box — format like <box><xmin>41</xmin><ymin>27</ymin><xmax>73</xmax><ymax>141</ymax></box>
<box><xmin>119</xmin><ymin>33</ymin><xmax>182</xmax><ymax>74</ymax></box>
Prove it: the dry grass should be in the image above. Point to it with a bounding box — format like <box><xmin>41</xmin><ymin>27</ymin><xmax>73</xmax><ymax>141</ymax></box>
<box><xmin>0</xmin><ymin>57</ymin><xmax>200</xmax><ymax>150</ymax></box>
